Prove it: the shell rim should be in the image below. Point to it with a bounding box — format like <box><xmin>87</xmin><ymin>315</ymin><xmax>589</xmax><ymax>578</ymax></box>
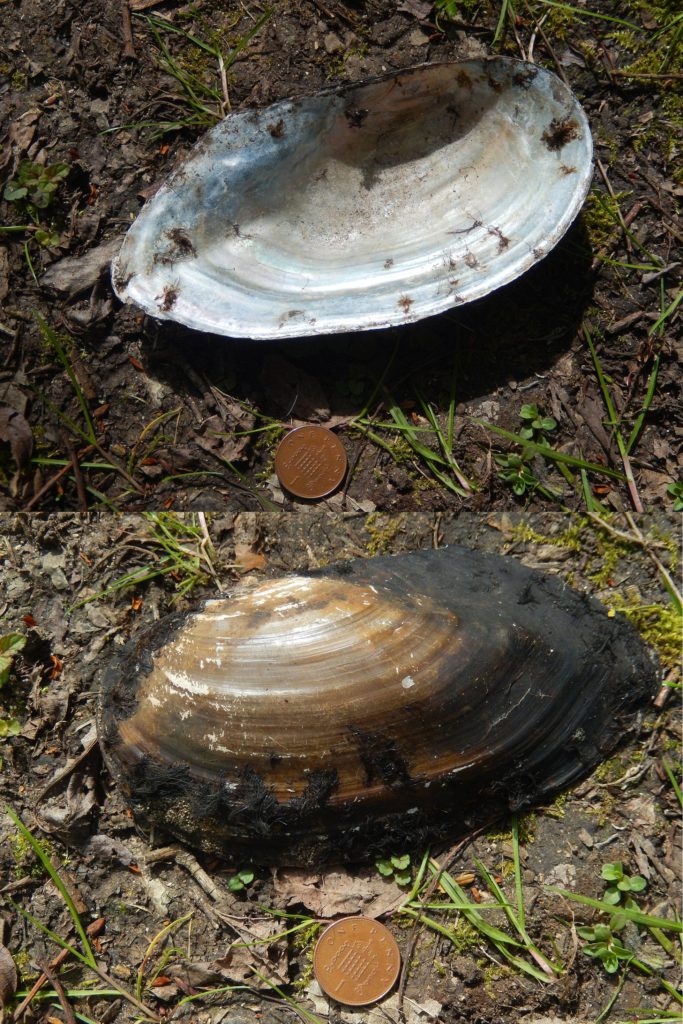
<box><xmin>111</xmin><ymin>56</ymin><xmax>594</xmax><ymax>341</ymax></box>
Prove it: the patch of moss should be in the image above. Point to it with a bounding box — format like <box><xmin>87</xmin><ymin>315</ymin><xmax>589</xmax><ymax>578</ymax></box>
<box><xmin>507</xmin><ymin>519</ymin><xmax>586</xmax><ymax>552</ymax></box>
<box><xmin>481</xmin><ymin>960</ymin><xmax>509</xmax><ymax>998</ymax></box>
<box><xmin>582</xmin><ymin>188</ymin><xmax>632</xmax><ymax>249</ymax></box>
<box><xmin>364</xmin><ymin>511</ymin><xmax>404</xmax><ymax>556</ymax></box>
<box><xmin>607</xmin><ymin>592</ymin><xmax>682</xmax><ymax>674</ymax></box>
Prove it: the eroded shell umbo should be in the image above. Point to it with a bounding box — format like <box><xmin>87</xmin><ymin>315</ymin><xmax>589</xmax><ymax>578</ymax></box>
<box><xmin>98</xmin><ymin>547</ymin><xmax>658</xmax><ymax>865</ymax></box>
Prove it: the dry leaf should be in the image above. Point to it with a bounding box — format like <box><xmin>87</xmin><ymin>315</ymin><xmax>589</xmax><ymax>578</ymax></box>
<box><xmin>234</xmin><ymin>542</ymin><xmax>267</xmax><ymax>573</ymax></box>
<box><xmin>0</xmin><ymin>945</ymin><xmax>18</xmax><ymax>1010</ymax></box>
<box><xmin>272</xmin><ymin>865</ymin><xmax>404</xmax><ymax>919</ymax></box>
<box><xmin>0</xmin><ymin>406</ymin><xmax>33</xmax><ymax>469</ymax></box>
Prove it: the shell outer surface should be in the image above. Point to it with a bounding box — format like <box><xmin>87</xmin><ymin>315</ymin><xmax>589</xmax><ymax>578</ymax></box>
<box><xmin>98</xmin><ymin>547</ymin><xmax>658</xmax><ymax>866</ymax></box>
<box><xmin>111</xmin><ymin>58</ymin><xmax>593</xmax><ymax>339</ymax></box>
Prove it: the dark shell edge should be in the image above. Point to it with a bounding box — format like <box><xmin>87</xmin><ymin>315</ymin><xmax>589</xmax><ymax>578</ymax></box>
<box><xmin>97</xmin><ymin>546</ymin><xmax>660</xmax><ymax>866</ymax></box>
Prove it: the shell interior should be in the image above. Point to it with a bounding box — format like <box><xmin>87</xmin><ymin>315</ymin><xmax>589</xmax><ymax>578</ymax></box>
<box><xmin>112</xmin><ymin>58</ymin><xmax>593</xmax><ymax>339</ymax></box>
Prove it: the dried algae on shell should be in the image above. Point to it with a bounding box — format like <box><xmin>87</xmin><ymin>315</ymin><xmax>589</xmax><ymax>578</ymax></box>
<box><xmin>111</xmin><ymin>58</ymin><xmax>593</xmax><ymax>339</ymax></box>
<box><xmin>98</xmin><ymin>547</ymin><xmax>658</xmax><ymax>865</ymax></box>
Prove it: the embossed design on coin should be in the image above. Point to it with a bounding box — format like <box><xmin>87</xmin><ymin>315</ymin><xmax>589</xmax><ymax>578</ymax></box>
<box><xmin>274</xmin><ymin>425</ymin><xmax>347</xmax><ymax>499</ymax></box>
<box><xmin>313</xmin><ymin>917</ymin><xmax>401</xmax><ymax>1006</ymax></box>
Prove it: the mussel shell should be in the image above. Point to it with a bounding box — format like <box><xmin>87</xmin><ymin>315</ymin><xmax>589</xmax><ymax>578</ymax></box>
<box><xmin>111</xmin><ymin>58</ymin><xmax>592</xmax><ymax>339</ymax></box>
<box><xmin>98</xmin><ymin>547</ymin><xmax>657</xmax><ymax>865</ymax></box>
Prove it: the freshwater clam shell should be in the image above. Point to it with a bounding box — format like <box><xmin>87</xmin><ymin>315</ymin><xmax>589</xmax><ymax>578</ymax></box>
<box><xmin>111</xmin><ymin>58</ymin><xmax>592</xmax><ymax>339</ymax></box>
<box><xmin>98</xmin><ymin>547</ymin><xmax>657</xmax><ymax>865</ymax></box>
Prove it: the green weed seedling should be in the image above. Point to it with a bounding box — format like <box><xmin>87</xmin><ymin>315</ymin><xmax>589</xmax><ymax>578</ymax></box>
<box><xmin>577</xmin><ymin>922</ymin><xmax>637</xmax><ymax>974</ymax></box>
<box><xmin>0</xmin><ymin>633</ymin><xmax>26</xmax><ymax>688</ymax></box>
<box><xmin>377</xmin><ymin>853</ymin><xmax>412</xmax><ymax>886</ymax></box>
<box><xmin>228</xmin><ymin>868</ymin><xmax>255</xmax><ymax>893</ymax></box>
<box><xmin>3</xmin><ymin>160</ymin><xmax>69</xmax><ymax>250</ymax></box>
<box><xmin>666</xmin><ymin>481</ymin><xmax>683</xmax><ymax>511</ymax></box>
<box><xmin>519</xmin><ymin>404</ymin><xmax>557</xmax><ymax>443</ymax></box>
<box><xmin>601</xmin><ymin>861</ymin><xmax>647</xmax><ymax>907</ymax></box>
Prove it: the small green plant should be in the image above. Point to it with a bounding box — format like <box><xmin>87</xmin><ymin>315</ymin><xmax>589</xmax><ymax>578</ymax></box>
<box><xmin>577</xmin><ymin>921</ymin><xmax>635</xmax><ymax>974</ymax></box>
<box><xmin>377</xmin><ymin>853</ymin><xmax>412</xmax><ymax>886</ymax></box>
<box><xmin>518</xmin><ymin>404</ymin><xmax>557</xmax><ymax>442</ymax></box>
<box><xmin>601</xmin><ymin>862</ymin><xmax>647</xmax><ymax>907</ymax></box>
<box><xmin>4</xmin><ymin>160</ymin><xmax>69</xmax><ymax>212</ymax></box>
<box><xmin>228</xmin><ymin>868</ymin><xmax>255</xmax><ymax>893</ymax></box>
<box><xmin>3</xmin><ymin>160</ymin><xmax>69</xmax><ymax>246</ymax></box>
<box><xmin>495</xmin><ymin>451</ymin><xmax>539</xmax><ymax>497</ymax></box>
<box><xmin>0</xmin><ymin>633</ymin><xmax>26</xmax><ymax>687</ymax></box>
<box><xmin>666</xmin><ymin>481</ymin><xmax>683</xmax><ymax>511</ymax></box>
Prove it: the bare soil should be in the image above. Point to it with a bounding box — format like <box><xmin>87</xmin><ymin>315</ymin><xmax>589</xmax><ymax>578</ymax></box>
<box><xmin>0</xmin><ymin>510</ymin><xmax>680</xmax><ymax>1024</ymax></box>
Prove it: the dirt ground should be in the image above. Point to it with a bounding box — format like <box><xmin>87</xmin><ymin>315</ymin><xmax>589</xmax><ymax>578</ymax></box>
<box><xmin>0</xmin><ymin>0</ymin><xmax>681</xmax><ymax>1022</ymax></box>
<box><xmin>0</xmin><ymin>509</ymin><xmax>680</xmax><ymax>1024</ymax></box>
<box><xmin>0</xmin><ymin>0</ymin><xmax>681</xmax><ymax>513</ymax></box>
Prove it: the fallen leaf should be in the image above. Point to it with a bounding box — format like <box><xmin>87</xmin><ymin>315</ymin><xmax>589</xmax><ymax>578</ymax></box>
<box><xmin>397</xmin><ymin>0</ymin><xmax>433</xmax><ymax>18</ymax></box>
<box><xmin>234</xmin><ymin>542</ymin><xmax>267</xmax><ymax>573</ymax></box>
<box><xmin>0</xmin><ymin>944</ymin><xmax>17</xmax><ymax>1010</ymax></box>
<box><xmin>0</xmin><ymin>406</ymin><xmax>33</xmax><ymax>469</ymax></box>
<box><xmin>272</xmin><ymin>865</ymin><xmax>404</xmax><ymax>919</ymax></box>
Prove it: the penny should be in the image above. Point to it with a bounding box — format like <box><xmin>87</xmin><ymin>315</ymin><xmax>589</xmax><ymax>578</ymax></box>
<box><xmin>313</xmin><ymin>917</ymin><xmax>401</xmax><ymax>1007</ymax></box>
<box><xmin>274</xmin><ymin>425</ymin><xmax>347</xmax><ymax>500</ymax></box>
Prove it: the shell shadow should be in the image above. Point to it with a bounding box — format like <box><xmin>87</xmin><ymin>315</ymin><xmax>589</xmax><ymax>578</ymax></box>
<box><xmin>139</xmin><ymin>215</ymin><xmax>593</xmax><ymax>422</ymax></box>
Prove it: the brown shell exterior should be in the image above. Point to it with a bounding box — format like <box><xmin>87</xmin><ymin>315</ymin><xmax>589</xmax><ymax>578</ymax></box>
<box><xmin>98</xmin><ymin>547</ymin><xmax>658</xmax><ymax>865</ymax></box>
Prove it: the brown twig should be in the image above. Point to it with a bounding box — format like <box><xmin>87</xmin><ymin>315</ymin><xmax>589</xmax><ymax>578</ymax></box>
<box><xmin>36</xmin><ymin>961</ymin><xmax>77</xmax><ymax>1024</ymax></box>
<box><xmin>60</xmin><ymin>430</ymin><xmax>89</xmax><ymax>511</ymax></box>
<box><xmin>23</xmin><ymin>444</ymin><xmax>96</xmax><ymax>511</ymax></box>
<box><xmin>121</xmin><ymin>0</ymin><xmax>137</xmax><ymax>59</ymax></box>
<box><xmin>13</xmin><ymin>918</ymin><xmax>105</xmax><ymax>1020</ymax></box>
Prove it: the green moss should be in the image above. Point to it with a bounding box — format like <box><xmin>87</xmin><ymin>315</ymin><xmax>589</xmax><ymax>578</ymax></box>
<box><xmin>481</xmin><ymin>960</ymin><xmax>509</xmax><ymax>998</ymax></box>
<box><xmin>608</xmin><ymin>592</ymin><xmax>682</xmax><ymax>674</ymax></box>
<box><xmin>507</xmin><ymin>519</ymin><xmax>586</xmax><ymax>552</ymax></box>
<box><xmin>582</xmin><ymin>188</ymin><xmax>632</xmax><ymax>249</ymax></box>
<box><xmin>364</xmin><ymin>512</ymin><xmax>405</xmax><ymax>556</ymax></box>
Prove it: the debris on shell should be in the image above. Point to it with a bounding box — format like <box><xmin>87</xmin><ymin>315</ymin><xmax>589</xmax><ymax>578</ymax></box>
<box><xmin>111</xmin><ymin>58</ymin><xmax>593</xmax><ymax>340</ymax></box>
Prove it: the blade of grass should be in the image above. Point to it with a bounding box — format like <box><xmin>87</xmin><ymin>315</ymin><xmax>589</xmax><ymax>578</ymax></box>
<box><xmin>548</xmin><ymin>887</ymin><xmax>683</xmax><ymax>931</ymax></box>
<box><xmin>475</xmin><ymin>858</ymin><xmax>558</xmax><ymax>977</ymax></box>
<box><xmin>6</xmin><ymin>808</ymin><xmax>96</xmax><ymax>968</ymax></box>
<box><xmin>580</xmin><ymin>326</ymin><xmax>643</xmax><ymax>511</ymax></box>
<box><xmin>250</xmin><ymin>969</ymin><xmax>326</xmax><ymax>1024</ymax></box>
<box><xmin>475</xmin><ymin>420</ymin><xmax>625</xmax><ymax>480</ymax></box>
<box><xmin>9</xmin><ymin>900</ymin><xmax>159</xmax><ymax>1021</ymax></box>
<box><xmin>511</xmin><ymin>815</ymin><xmax>525</xmax><ymax>930</ymax></box>
<box><xmin>649</xmin><ymin>288</ymin><xmax>682</xmax><ymax>337</ymax></box>
<box><xmin>662</xmin><ymin>757</ymin><xmax>682</xmax><ymax>809</ymax></box>
<box><xmin>532</xmin><ymin>0</ymin><xmax>639</xmax><ymax>29</ymax></box>
<box><xmin>136</xmin><ymin>913</ymin><xmax>193</xmax><ymax>1001</ymax></box>
<box><xmin>36</xmin><ymin>317</ymin><xmax>97</xmax><ymax>444</ymax></box>
<box><xmin>626</xmin><ymin>352</ymin><xmax>660</xmax><ymax>455</ymax></box>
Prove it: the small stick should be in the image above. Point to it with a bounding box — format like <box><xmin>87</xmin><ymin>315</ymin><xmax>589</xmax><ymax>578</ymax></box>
<box><xmin>61</xmin><ymin>430</ymin><xmax>89</xmax><ymax>511</ymax></box>
<box><xmin>23</xmin><ymin>444</ymin><xmax>96</xmax><ymax>511</ymax></box>
<box><xmin>36</xmin><ymin>961</ymin><xmax>77</xmax><ymax>1024</ymax></box>
<box><xmin>14</xmin><ymin>918</ymin><xmax>105</xmax><ymax>1020</ymax></box>
<box><xmin>121</xmin><ymin>0</ymin><xmax>137</xmax><ymax>59</ymax></box>
<box><xmin>218</xmin><ymin>53</ymin><xmax>230</xmax><ymax>112</ymax></box>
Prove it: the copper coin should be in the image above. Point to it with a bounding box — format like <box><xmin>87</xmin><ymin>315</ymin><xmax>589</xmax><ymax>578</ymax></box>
<box><xmin>313</xmin><ymin>917</ymin><xmax>401</xmax><ymax>1007</ymax></box>
<box><xmin>274</xmin><ymin>425</ymin><xmax>347</xmax><ymax>500</ymax></box>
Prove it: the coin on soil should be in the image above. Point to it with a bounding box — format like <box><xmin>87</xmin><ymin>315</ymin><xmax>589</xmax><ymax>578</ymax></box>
<box><xmin>274</xmin><ymin>424</ymin><xmax>347</xmax><ymax>499</ymax></box>
<box><xmin>313</xmin><ymin>916</ymin><xmax>401</xmax><ymax>1006</ymax></box>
